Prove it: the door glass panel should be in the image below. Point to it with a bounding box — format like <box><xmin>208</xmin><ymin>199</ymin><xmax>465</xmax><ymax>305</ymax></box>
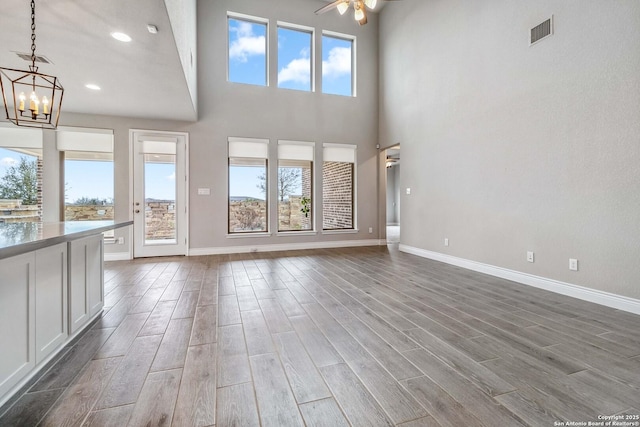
<box><xmin>144</xmin><ymin>153</ymin><xmax>176</xmax><ymax>244</ymax></box>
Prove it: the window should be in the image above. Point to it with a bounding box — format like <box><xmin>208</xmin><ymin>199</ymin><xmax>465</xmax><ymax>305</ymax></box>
<box><xmin>59</xmin><ymin>128</ymin><xmax>114</xmax><ymax>237</ymax></box>
<box><xmin>278</xmin><ymin>24</ymin><xmax>313</xmax><ymax>92</ymax></box>
<box><xmin>322</xmin><ymin>144</ymin><xmax>356</xmax><ymax>230</ymax></box>
<box><xmin>322</xmin><ymin>32</ymin><xmax>354</xmax><ymax>97</ymax></box>
<box><xmin>278</xmin><ymin>141</ymin><xmax>314</xmax><ymax>232</ymax></box>
<box><xmin>228</xmin><ymin>138</ymin><xmax>269</xmax><ymax>233</ymax></box>
<box><xmin>228</xmin><ymin>14</ymin><xmax>268</xmax><ymax>86</ymax></box>
<box><xmin>0</xmin><ymin>126</ymin><xmax>43</xmax><ymax>223</ymax></box>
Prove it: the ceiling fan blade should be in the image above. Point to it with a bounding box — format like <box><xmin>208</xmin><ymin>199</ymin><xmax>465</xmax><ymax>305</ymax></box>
<box><xmin>315</xmin><ymin>0</ymin><xmax>342</xmax><ymax>15</ymax></box>
<box><xmin>358</xmin><ymin>8</ymin><xmax>368</xmax><ymax>25</ymax></box>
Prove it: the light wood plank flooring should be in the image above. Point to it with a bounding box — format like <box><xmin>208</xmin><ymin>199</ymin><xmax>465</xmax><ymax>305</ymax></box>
<box><xmin>1</xmin><ymin>246</ymin><xmax>639</xmax><ymax>426</ymax></box>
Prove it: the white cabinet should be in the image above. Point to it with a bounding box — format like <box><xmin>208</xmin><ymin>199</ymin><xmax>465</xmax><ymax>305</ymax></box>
<box><xmin>69</xmin><ymin>234</ymin><xmax>104</xmax><ymax>334</ymax></box>
<box><xmin>35</xmin><ymin>243</ymin><xmax>68</xmax><ymax>364</ymax></box>
<box><xmin>0</xmin><ymin>253</ymin><xmax>36</xmax><ymax>399</ymax></box>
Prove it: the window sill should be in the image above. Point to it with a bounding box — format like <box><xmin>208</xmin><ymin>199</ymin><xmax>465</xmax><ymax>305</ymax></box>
<box><xmin>322</xmin><ymin>229</ymin><xmax>359</xmax><ymax>235</ymax></box>
<box><xmin>226</xmin><ymin>232</ymin><xmax>272</xmax><ymax>239</ymax></box>
<box><xmin>276</xmin><ymin>231</ymin><xmax>318</xmax><ymax>237</ymax></box>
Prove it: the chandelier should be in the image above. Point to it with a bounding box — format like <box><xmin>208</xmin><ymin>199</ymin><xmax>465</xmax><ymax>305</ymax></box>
<box><xmin>0</xmin><ymin>0</ymin><xmax>64</xmax><ymax>129</ymax></box>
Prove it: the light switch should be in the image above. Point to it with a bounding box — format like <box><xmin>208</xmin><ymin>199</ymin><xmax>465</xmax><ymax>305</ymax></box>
<box><xmin>406</xmin><ymin>188</ymin><xmax>411</xmax><ymax>195</ymax></box>
<box><xmin>197</xmin><ymin>188</ymin><xmax>210</xmax><ymax>195</ymax></box>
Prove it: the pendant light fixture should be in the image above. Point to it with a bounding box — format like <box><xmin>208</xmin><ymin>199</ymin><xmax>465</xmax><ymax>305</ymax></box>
<box><xmin>0</xmin><ymin>0</ymin><xmax>64</xmax><ymax>129</ymax></box>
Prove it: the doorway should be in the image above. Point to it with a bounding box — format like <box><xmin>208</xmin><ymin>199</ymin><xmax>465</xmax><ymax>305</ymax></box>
<box><xmin>385</xmin><ymin>146</ymin><xmax>400</xmax><ymax>244</ymax></box>
<box><xmin>131</xmin><ymin>130</ymin><xmax>188</xmax><ymax>258</ymax></box>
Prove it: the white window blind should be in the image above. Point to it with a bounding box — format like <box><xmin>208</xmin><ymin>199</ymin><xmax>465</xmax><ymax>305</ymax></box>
<box><xmin>278</xmin><ymin>141</ymin><xmax>314</xmax><ymax>161</ymax></box>
<box><xmin>57</xmin><ymin>128</ymin><xmax>114</xmax><ymax>153</ymax></box>
<box><xmin>323</xmin><ymin>143</ymin><xmax>356</xmax><ymax>163</ymax></box>
<box><xmin>229</xmin><ymin>137</ymin><xmax>269</xmax><ymax>159</ymax></box>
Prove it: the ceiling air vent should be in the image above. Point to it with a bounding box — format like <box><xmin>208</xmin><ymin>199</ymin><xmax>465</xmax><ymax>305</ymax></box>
<box><xmin>14</xmin><ymin>51</ymin><xmax>52</xmax><ymax>64</ymax></box>
<box><xmin>530</xmin><ymin>16</ymin><xmax>553</xmax><ymax>46</ymax></box>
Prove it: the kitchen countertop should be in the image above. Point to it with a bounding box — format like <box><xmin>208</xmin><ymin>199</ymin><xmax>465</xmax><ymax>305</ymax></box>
<box><xmin>0</xmin><ymin>220</ymin><xmax>133</xmax><ymax>259</ymax></box>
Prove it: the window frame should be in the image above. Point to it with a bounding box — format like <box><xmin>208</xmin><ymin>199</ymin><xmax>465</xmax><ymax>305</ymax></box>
<box><xmin>227</xmin><ymin>12</ymin><xmax>270</xmax><ymax>87</ymax></box>
<box><xmin>227</xmin><ymin>137</ymin><xmax>270</xmax><ymax>235</ymax></box>
<box><xmin>276</xmin><ymin>21</ymin><xmax>315</xmax><ymax>93</ymax></box>
<box><xmin>277</xmin><ymin>140</ymin><xmax>315</xmax><ymax>233</ymax></box>
<box><xmin>321</xmin><ymin>30</ymin><xmax>357</xmax><ymax>97</ymax></box>
<box><xmin>57</xmin><ymin>126</ymin><xmax>115</xmax><ymax>240</ymax></box>
<box><xmin>322</xmin><ymin>143</ymin><xmax>357</xmax><ymax>232</ymax></box>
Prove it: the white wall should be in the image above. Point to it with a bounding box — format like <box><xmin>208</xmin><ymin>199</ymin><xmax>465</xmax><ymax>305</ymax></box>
<box><xmin>45</xmin><ymin>0</ymin><xmax>381</xmax><ymax>256</ymax></box>
<box><xmin>379</xmin><ymin>0</ymin><xmax>640</xmax><ymax>299</ymax></box>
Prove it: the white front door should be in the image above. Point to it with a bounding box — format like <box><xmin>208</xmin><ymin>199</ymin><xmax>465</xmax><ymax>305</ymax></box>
<box><xmin>131</xmin><ymin>130</ymin><xmax>188</xmax><ymax>258</ymax></box>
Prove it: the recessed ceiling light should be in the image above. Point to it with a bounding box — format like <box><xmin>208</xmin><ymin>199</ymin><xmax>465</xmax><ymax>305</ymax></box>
<box><xmin>111</xmin><ymin>32</ymin><xmax>132</xmax><ymax>42</ymax></box>
<box><xmin>85</xmin><ymin>84</ymin><xmax>101</xmax><ymax>91</ymax></box>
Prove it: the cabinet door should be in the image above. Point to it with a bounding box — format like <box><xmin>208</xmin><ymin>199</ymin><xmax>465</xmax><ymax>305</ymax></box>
<box><xmin>0</xmin><ymin>253</ymin><xmax>36</xmax><ymax>399</ymax></box>
<box><xmin>69</xmin><ymin>238</ymin><xmax>89</xmax><ymax>334</ymax></box>
<box><xmin>87</xmin><ymin>235</ymin><xmax>104</xmax><ymax>317</ymax></box>
<box><xmin>35</xmin><ymin>243</ymin><xmax>68</xmax><ymax>364</ymax></box>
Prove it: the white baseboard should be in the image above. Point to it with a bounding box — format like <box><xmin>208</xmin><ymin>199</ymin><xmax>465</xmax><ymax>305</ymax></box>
<box><xmin>399</xmin><ymin>244</ymin><xmax>640</xmax><ymax>316</ymax></box>
<box><xmin>189</xmin><ymin>239</ymin><xmax>386</xmax><ymax>256</ymax></box>
<box><xmin>104</xmin><ymin>252</ymin><xmax>132</xmax><ymax>261</ymax></box>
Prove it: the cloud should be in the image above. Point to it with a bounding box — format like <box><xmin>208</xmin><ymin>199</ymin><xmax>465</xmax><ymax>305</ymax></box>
<box><xmin>278</xmin><ymin>49</ymin><xmax>311</xmax><ymax>85</ymax></box>
<box><xmin>229</xmin><ymin>21</ymin><xmax>266</xmax><ymax>63</ymax></box>
<box><xmin>167</xmin><ymin>172</ymin><xmax>175</xmax><ymax>181</ymax></box>
<box><xmin>1</xmin><ymin>157</ymin><xmax>17</xmax><ymax>166</ymax></box>
<box><xmin>322</xmin><ymin>47</ymin><xmax>351</xmax><ymax>79</ymax></box>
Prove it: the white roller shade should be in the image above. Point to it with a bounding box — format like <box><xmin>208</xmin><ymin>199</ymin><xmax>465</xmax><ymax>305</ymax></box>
<box><xmin>57</xmin><ymin>128</ymin><xmax>113</xmax><ymax>153</ymax></box>
<box><xmin>229</xmin><ymin>137</ymin><xmax>269</xmax><ymax>159</ymax></box>
<box><xmin>141</xmin><ymin>140</ymin><xmax>176</xmax><ymax>155</ymax></box>
<box><xmin>278</xmin><ymin>141</ymin><xmax>314</xmax><ymax>161</ymax></box>
<box><xmin>0</xmin><ymin>126</ymin><xmax>42</xmax><ymax>149</ymax></box>
<box><xmin>323</xmin><ymin>144</ymin><xmax>356</xmax><ymax>163</ymax></box>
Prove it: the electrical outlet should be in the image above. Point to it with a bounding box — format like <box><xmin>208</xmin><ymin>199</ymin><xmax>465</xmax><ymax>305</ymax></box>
<box><xmin>406</xmin><ymin>188</ymin><xmax>411</xmax><ymax>195</ymax></box>
<box><xmin>527</xmin><ymin>251</ymin><xmax>534</xmax><ymax>263</ymax></box>
<box><xmin>569</xmin><ymin>258</ymin><xmax>578</xmax><ymax>271</ymax></box>
<box><xmin>368</xmin><ymin>227</ymin><xmax>373</xmax><ymax>234</ymax></box>
<box><xmin>444</xmin><ymin>238</ymin><xmax>449</xmax><ymax>247</ymax></box>
<box><xmin>117</xmin><ymin>237</ymin><xmax>124</xmax><ymax>245</ymax></box>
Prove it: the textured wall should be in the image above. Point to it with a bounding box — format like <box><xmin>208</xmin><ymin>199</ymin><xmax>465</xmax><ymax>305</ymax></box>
<box><xmin>379</xmin><ymin>0</ymin><xmax>640</xmax><ymax>299</ymax></box>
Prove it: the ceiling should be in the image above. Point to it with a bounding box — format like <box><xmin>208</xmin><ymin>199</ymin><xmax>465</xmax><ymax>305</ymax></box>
<box><xmin>0</xmin><ymin>0</ymin><xmax>390</xmax><ymax>124</ymax></box>
<box><xmin>0</xmin><ymin>0</ymin><xmax>196</xmax><ymax>122</ymax></box>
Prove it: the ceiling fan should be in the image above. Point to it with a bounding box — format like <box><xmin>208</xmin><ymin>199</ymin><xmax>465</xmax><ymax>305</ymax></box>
<box><xmin>315</xmin><ymin>0</ymin><xmax>401</xmax><ymax>26</ymax></box>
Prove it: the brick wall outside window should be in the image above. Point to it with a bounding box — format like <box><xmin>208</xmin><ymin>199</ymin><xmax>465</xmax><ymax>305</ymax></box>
<box><xmin>322</xmin><ymin>161</ymin><xmax>353</xmax><ymax>229</ymax></box>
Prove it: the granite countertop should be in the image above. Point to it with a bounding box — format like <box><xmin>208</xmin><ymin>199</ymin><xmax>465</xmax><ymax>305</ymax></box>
<box><xmin>0</xmin><ymin>220</ymin><xmax>133</xmax><ymax>259</ymax></box>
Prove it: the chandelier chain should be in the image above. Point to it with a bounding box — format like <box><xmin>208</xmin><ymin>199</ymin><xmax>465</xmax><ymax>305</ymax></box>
<box><xmin>30</xmin><ymin>0</ymin><xmax>36</xmax><ymax>68</ymax></box>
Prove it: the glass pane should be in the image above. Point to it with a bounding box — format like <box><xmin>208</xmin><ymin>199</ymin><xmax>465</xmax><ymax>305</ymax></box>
<box><xmin>278</xmin><ymin>27</ymin><xmax>312</xmax><ymax>91</ymax></box>
<box><xmin>64</xmin><ymin>154</ymin><xmax>114</xmax><ymax>222</ymax></box>
<box><xmin>322</xmin><ymin>35</ymin><xmax>353</xmax><ymax>96</ymax></box>
<box><xmin>278</xmin><ymin>161</ymin><xmax>312</xmax><ymax>231</ymax></box>
<box><xmin>144</xmin><ymin>153</ymin><xmax>176</xmax><ymax>243</ymax></box>
<box><xmin>228</xmin><ymin>18</ymin><xmax>267</xmax><ymax>86</ymax></box>
<box><xmin>229</xmin><ymin>159</ymin><xmax>267</xmax><ymax>233</ymax></box>
<box><xmin>0</xmin><ymin>147</ymin><xmax>41</xmax><ymax>223</ymax></box>
<box><xmin>322</xmin><ymin>161</ymin><xmax>353</xmax><ymax>230</ymax></box>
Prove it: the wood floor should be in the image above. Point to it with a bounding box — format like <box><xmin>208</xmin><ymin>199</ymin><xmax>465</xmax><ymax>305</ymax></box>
<box><xmin>1</xmin><ymin>246</ymin><xmax>639</xmax><ymax>426</ymax></box>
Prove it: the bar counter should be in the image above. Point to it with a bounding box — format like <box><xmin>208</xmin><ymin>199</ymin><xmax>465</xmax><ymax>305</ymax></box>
<box><xmin>0</xmin><ymin>220</ymin><xmax>132</xmax><ymax>259</ymax></box>
<box><xmin>0</xmin><ymin>220</ymin><xmax>132</xmax><ymax>407</ymax></box>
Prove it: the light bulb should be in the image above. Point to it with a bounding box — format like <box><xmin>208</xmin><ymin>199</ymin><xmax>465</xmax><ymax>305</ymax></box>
<box><xmin>42</xmin><ymin>96</ymin><xmax>50</xmax><ymax>115</ymax></box>
<box><xmin>18</xmin><ymin>92</ymin><xmax>26</xmax><ymax>111</ymax></box>
<box><xmin>29</xmin><ymin>91</ymin><xmax>37</xmax><ymax>111</ymax></box>
<box><xmin>364</xmin><ymin>0</ymin><xmax>377</xmax><ymax>9</ymax></box>
<box><xmin>337</xmin><ymin>1</ymin><xmax>349</xmax><ymax>15</ymax></box>
<box><xmin>354</xmin><ymin>7</ymin><xmax>365</xmax><ymax>21</ymax></box>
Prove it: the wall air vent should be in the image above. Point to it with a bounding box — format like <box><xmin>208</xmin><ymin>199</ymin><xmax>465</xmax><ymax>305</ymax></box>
<box><xmin>530</xmin><ymin>16</ymin><xmax>553</xmax><ymax>46</ymax></box>
<box><xmin>14</xmin><ymin>52</ymin><xmax>52</xmax><ymax>64</ymax></box>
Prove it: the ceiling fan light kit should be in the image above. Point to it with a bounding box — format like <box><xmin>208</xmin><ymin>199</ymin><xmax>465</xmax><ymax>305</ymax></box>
<box><xmin>315</xmin><ymin>0</ymin><xmax>398</xmax><ymax>26</ymax></box>
<box><xmin>0</xmin><ymin>0</ymin><xmax>64</xmax><ymax>129</ymax></box>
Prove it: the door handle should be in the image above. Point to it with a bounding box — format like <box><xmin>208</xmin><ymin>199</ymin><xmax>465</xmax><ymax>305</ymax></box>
<box><xmin>135</xmin><ymin>209</ymin><xmax>140</xmax><ymax>213</ymax></box>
